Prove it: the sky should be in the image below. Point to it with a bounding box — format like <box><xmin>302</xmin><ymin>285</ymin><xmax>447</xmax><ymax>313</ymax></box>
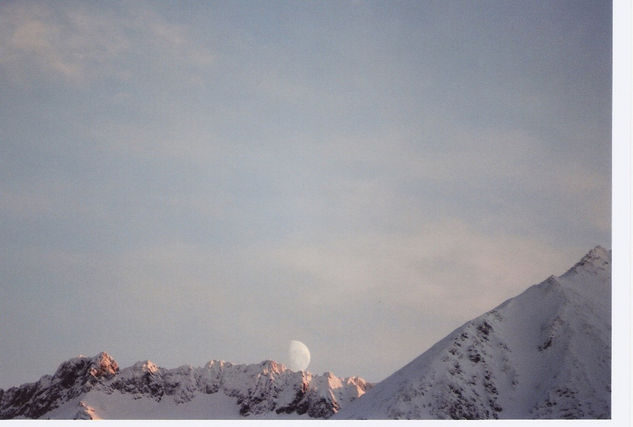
<box><xmin>0</xmin><ymin>0</ymin><xmax>612</xmax><ymax>388</ymax></box>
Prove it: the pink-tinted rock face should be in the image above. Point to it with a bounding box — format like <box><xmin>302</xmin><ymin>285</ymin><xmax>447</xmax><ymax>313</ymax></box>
<box><xmin>0</xmin><ymin>353</ymin><xmax>371</xmax><ymax>419</ymax></box>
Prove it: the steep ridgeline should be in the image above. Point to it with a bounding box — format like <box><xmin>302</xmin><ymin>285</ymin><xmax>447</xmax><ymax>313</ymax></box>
<box><xmin>0</xmin><ymin>353</ymin><xmax>370</xmax><ymax>419</ymax></box>
<box><xmin>336</xmin><ymin>246</ymin><xmax>611</xmax><ymax>419</ymax></box>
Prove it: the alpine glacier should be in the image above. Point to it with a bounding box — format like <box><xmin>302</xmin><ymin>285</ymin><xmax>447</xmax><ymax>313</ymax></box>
<box><xmin>335</xmin><ymin>246</ymin><xmax>611</xmax><ymax>419</ymax></box>
<box><xmin>0</xmin><ymin>354</ymin><xmax>370</xmax><ymax>419</ymax></box>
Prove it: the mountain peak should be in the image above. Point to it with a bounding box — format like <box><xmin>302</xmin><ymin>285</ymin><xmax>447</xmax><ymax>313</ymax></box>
<box><xmin>336</xmin><ymin>246</ymin><xmax>611</xmax><ymax>420</ymax></box>
<box><xmin>131</xmin><ymin>360</ymin><xmax>159</xmax><ymax>374</ymax></box>
<box><xmin>258</xmin><ymin>360</ymin><xmax>286</xmax><ymax>374</ymax></box>
<box><xmin>88</xmin><ymin>352</ymin><xmax>119</xmax><ymax>378</ymax></box>
<box><xmin>584</xmin><ymin>245</ymin><xmax>610</xmax><ymax>260</ymax></box>
<box><xmin>563</xmin><ymin>245</ymin><xmax>611</xmax><ymax>277</ymax></box>
<box><xmin>52</xmin><ymin>352</ymin><xmax>119</xmax><ymax>385</ymax></box>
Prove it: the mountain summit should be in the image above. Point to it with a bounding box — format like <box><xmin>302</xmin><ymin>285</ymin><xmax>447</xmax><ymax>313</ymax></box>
<box><xmin>335</xmin><ymin>246</ymin><xmax>611</xmax><ymax>419</ymax></box>
<box><xmin>0</xmin><ymin>355</ymin><xmax>370</xmax><ymax>419</ymax></box>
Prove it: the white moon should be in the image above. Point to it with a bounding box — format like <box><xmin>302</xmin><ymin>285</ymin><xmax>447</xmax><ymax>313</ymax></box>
<box><xmin>288</xmin><ymin>340</ymin><xmax>311</xmax><ymax>371</ymax></box>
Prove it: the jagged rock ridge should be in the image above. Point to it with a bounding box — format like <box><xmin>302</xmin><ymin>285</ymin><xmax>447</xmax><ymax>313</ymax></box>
<box><xmin>335</xmin><ymin>246</ymin><xmax>611</xmax><ymax>419</ymax></box>
<box><xmin>0</xmin><ymin>353</ymin><xmax>370</xmax><ymax>419</ymax></box>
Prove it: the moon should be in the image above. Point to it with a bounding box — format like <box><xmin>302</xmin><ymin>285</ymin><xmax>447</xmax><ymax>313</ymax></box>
<box><xmin>288</xmin><ymin>340</ymin><xmax>311</xmax><ymax>371</ymax></box>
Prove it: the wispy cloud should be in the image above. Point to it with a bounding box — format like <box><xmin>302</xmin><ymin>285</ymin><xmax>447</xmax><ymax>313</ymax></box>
<box><xmin>0</xmin><ymin>1</ymin><xmax>213</xmax><ymax>85</ymax></box>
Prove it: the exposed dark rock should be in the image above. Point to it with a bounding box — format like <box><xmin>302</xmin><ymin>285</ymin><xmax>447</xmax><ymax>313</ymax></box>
<box><xmin>0</xmin><ymin>353</ymin><xmax>371</xmax><ymax>419</ymax></box>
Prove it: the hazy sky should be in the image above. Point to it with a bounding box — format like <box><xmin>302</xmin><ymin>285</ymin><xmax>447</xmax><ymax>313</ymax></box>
<box><xmin>0</xmin><ymin>0</ymin><xmax>611</xmax><ymax>388</ymax></box>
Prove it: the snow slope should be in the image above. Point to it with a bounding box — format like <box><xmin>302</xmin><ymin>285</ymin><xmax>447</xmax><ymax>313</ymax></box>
<box><xmin>335</xmin><ymin>246</ymin><xmax>611</xmax><ymax>419</ymax></box>
<box><xmin>0</xmin><ymin>354</ymin><xmax>370</xmax><ymax>419</ymax></box>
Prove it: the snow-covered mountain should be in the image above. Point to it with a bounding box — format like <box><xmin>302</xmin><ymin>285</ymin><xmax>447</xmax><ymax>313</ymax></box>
<box><xmin>336</xmin><ymin>246</ymin><xmax>611</xmax><ymax>419</ymax></box>
<box><xmin>0</xmin><ymin>353</ymin><xmax>370</xmax><ymax>419</ymax></box>
<box><xmin>0</xmin><ymin>246</ymin><xmax>611</xmax><ymax>420</ymax></box>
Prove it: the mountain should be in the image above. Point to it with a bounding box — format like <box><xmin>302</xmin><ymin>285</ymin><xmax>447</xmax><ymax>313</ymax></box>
<box><xmin>335</xmin><ymin>246</ymin><xmax>611</xmax><ymax>419</ymax></box>
<box><xmin>0</xmin><ymin>354</ymin><xmax>370</xmax><ymax>419</ymax></box>
<box><xmin>0</xmin><ymin>246</ymin><xmax>611</xmax><ymax>420</ymax></box>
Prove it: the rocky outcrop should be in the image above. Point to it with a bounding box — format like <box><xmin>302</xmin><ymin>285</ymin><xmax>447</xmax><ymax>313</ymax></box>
<box><xmin>0</xmin><ymin>353</ymin><xmax>370</xmax><ymax>419</ymax></box>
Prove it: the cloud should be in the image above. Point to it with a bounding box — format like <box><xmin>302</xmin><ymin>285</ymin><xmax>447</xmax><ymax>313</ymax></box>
<box><xmin>245</xmin><ymin>219</ymin><xmax>590</xmax><ymax>379</ymax></box>
<box><xmin>0</xmin><ymin>1</ymin><xmax>213</xmax><ymax>85</ymax></box>
<box><xmin>0</xmin><ymin>222</ymin><xmax>582</xmax><ymax>382</ymax></box>
<box><xmin>263</xmin><ymin>219</ymin><xmax>579</xmax><ymax>315</ymax></box>
<box><xmin>66</xmin><ymin>220</ymin><xmax>583</xmax><ymax>380</ymax></box>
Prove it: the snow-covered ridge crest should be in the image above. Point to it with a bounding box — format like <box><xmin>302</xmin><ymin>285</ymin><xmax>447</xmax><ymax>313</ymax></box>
<box><xmin>562</xmin><ymin>245</ymin><xmax>610</xmax><ymax>277</ymax></box>
<box><xmin>336</xmin><ymin>246</ymin><xmax>611</xmax><ymax>419</ymax></box>
<box><xmin>0</xmin><ymin>353</ymin><xmax>371</xmax><ymax>419</ymax></box>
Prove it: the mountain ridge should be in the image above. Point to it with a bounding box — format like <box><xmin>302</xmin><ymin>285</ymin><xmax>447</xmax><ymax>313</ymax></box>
<box><xmin>335</xmin><ymin>246</ymin><xmax>611</xmax><ymax>419</ymax></box>
<box><xmin>0</xmin><ymin>353</ymin><xmax>370</xmax><ymax>419</ymax></box>
<box><xmin>0</xmin><ymin>246</ymin><xmax>610</xmax><ymax>419</ymax></box>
